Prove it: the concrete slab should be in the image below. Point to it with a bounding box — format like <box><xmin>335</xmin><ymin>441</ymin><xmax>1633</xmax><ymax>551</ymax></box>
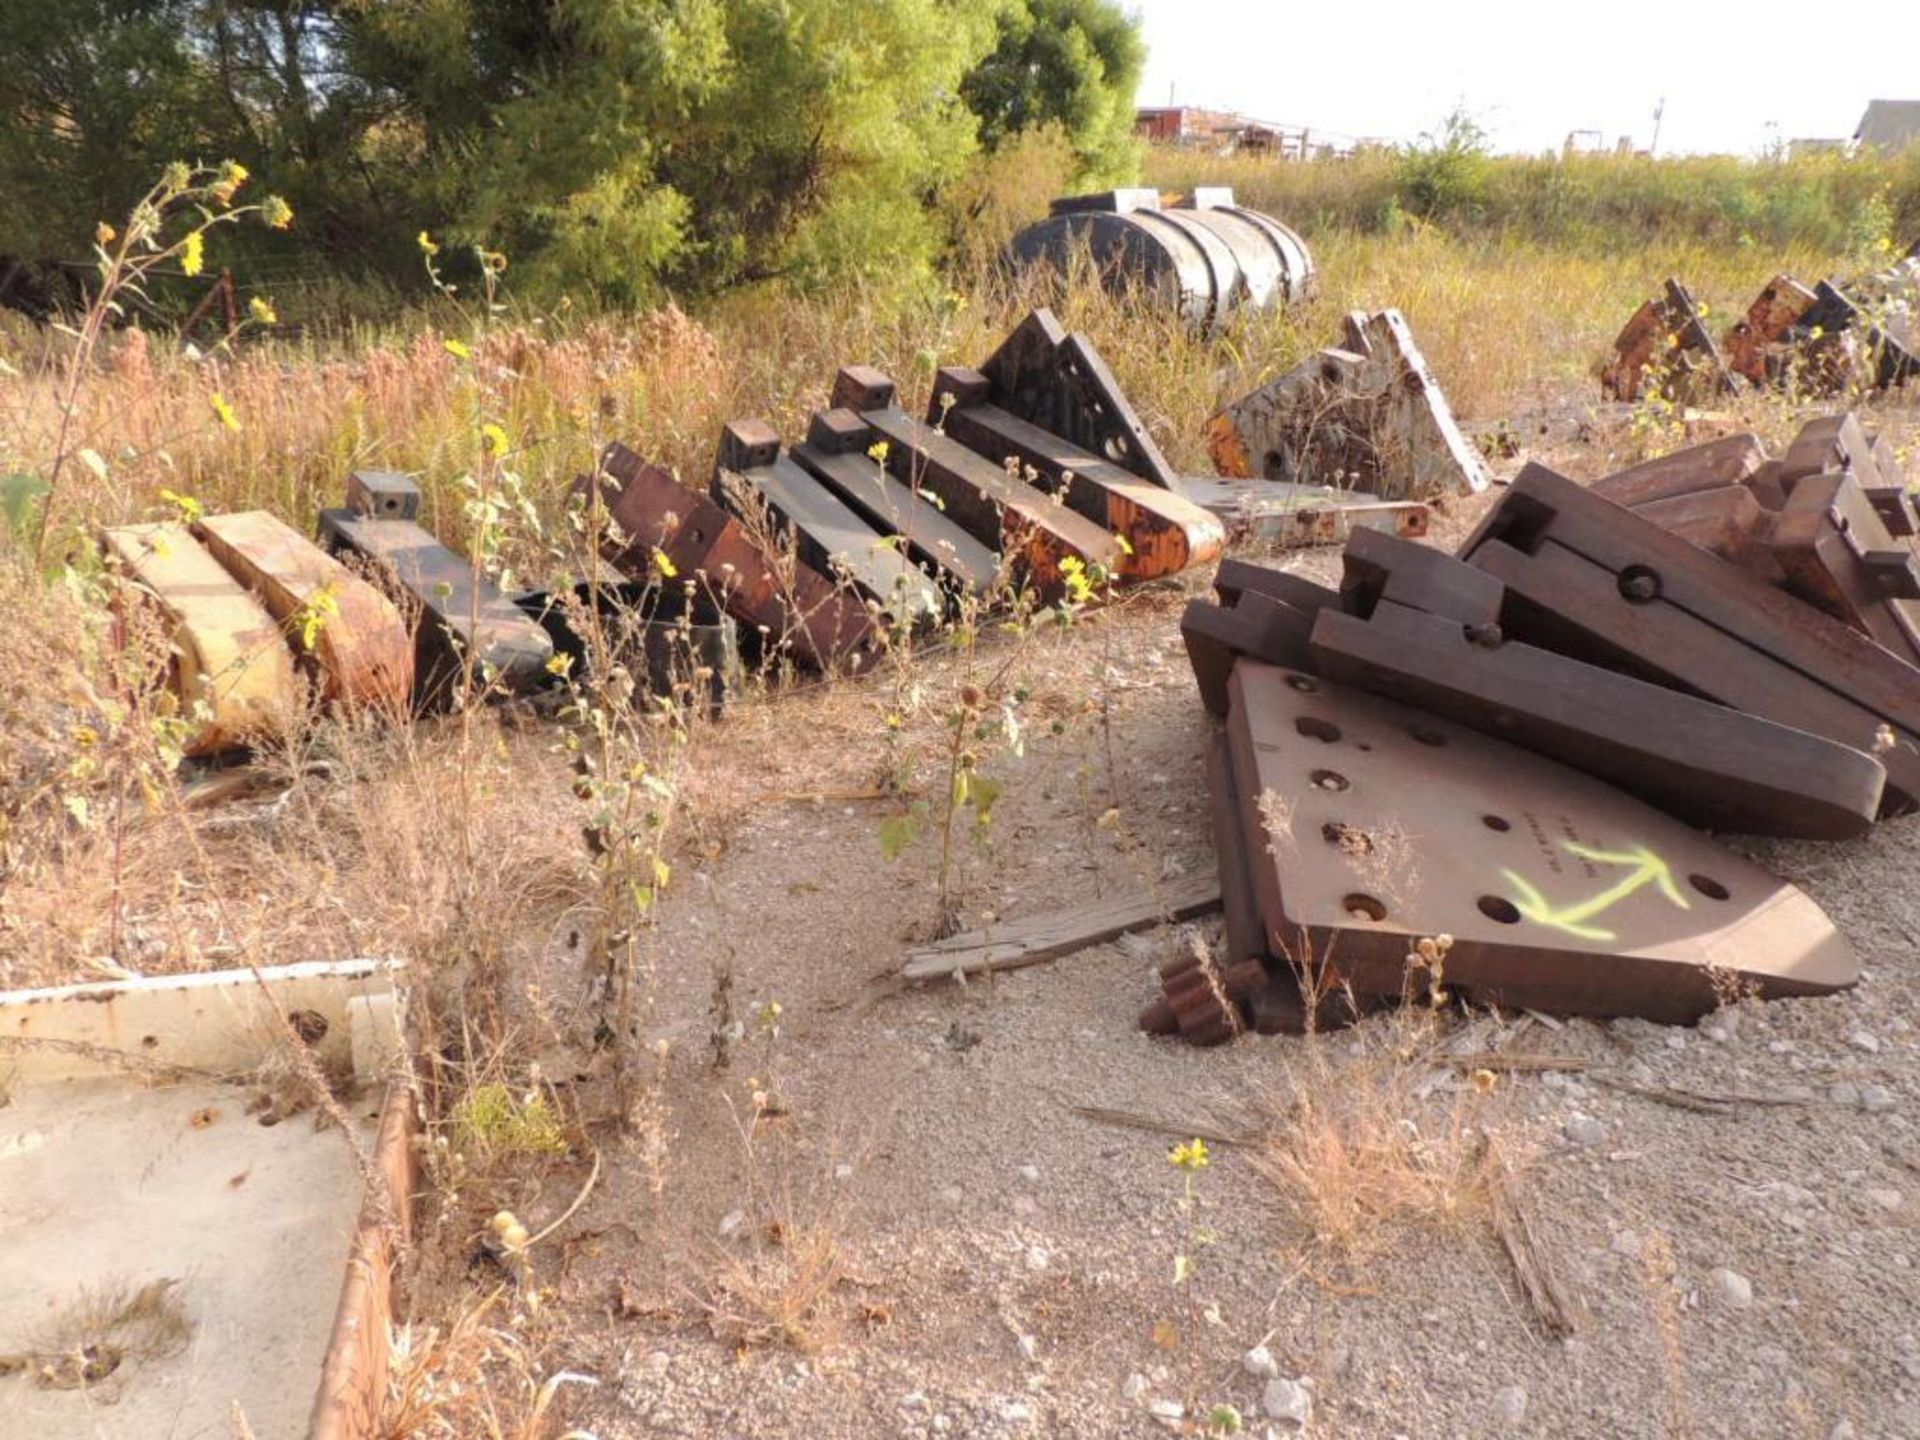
<box><xmin>0</xmin><ymin>1075</ymin><xmax>378</xmax><ymax>1438</ymax></box>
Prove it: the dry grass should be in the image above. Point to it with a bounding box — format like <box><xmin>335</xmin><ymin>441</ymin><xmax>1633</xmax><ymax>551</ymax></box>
<box><xmin>1250</xmin><ymin>1002</ymin><xmax>1529</xmax><ymax>1269</ymax></box>
<box><xmin>694</xmin><ymin>1219</ymin><xmax>852</xmax><ymax>1353</ymax></box>
<box><xmin>385</xmin><ymin>1291</ymin><xmax>596</xmax><ymax>1440</ymax></box>
<box><xmin>0</xmin><ymin>1276</ymin><xmax>192</xmax><ymax>1394</ymax></box>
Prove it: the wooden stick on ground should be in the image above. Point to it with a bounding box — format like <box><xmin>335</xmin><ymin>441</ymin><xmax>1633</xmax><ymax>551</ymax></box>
<box><xmin>900</xmin><ymin>872</ymin><xmax>1222</xmax><ymax>982</ymax></box>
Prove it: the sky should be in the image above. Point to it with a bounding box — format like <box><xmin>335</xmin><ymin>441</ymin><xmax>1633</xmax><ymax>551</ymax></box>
<box><xmin>1130</xmin><ymin>0</ymin><xmax>1920</xmax><ymax>156</ymax></box>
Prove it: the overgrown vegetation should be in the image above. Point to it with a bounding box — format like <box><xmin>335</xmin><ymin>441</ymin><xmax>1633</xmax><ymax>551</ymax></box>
<box><xmin>1145</xmin><ymin>142</ymin><xmax>1920</xmax><ymax>254</ymax></box>
<box><xmin>0</xmin><ymin>0</ymin><xmax>1145</xmax><ymax>316</ymax></box>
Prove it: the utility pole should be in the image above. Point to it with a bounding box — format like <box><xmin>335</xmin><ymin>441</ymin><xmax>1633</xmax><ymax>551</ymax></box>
<box><xmin>1650</xmin><ymin>96</ymin><xmax>1666</xmax><ymax>155</ymax></box>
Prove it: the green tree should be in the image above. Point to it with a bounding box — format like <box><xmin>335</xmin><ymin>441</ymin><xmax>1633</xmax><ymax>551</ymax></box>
<box><xmin>0</xmin><ymin>0</ymin><xmax>1074</xmax><ymax>308</ymax></box>
<box><xmin>962</xmin><ymin>0</ymin><xmax>1144</xmax><ymax>187</ymax></box>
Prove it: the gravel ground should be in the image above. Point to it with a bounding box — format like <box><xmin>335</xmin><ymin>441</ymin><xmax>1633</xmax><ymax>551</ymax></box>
<box><xmin>451</xmin><ymin>414</ymin><xmax>1920</xmax><ymax>1440</ymax></box>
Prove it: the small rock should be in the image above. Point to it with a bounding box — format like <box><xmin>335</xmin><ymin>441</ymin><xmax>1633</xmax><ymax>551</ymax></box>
<box><xmin>1017</xmin><ymin>1334</ymin><xmax>1039</xmax><ymax>1361</ymax></box>
<box><xmin>1612</xmin><ymin>1230</ymin><xmax>1644</xmax><ymax>1258</ymax></box>
<box><xmin>1148</xmin><ymin>1398</ymin><xmax>1184</xmax><ymax>1422</ymax></box>
<box><xmin>1122</xmin><ymin>1373</ymin><xmax>1149</xmax><ymax>1403</ymax></box>
<box><xmin>1019</xmin><ymin>1164</ymin><xmax>1041</xmax><ymax>1184</ymax></box>
<box><xmin>1244</xmin><ymin>1344</ymin><xmax>1280</xmax><ymax>1379</ymax></box>
<box><xmin>1262</xmin><ymin>1377</ymin><xmax>1313</xmax><ymax>1426</ymax></box>
<box><xmin>1869</xmin><ymin>1188</ymin><xmax>1904</xmax><ymax>1212</ymax></box>
<box><xmin>1849</xmin><ymin>1030</ymin><xmax>1881</xmax><ymax>1054</ymax></box>
<box><xmin>834</xmin><ymin>1163</ymin><xmax>854</xmax><ymax>1182</ymax></box>
<box><xmin>1862</xmin><ymin>1085</ymin><xmax>1896</xmax><ymax>1113</ymax></box>
<box><xmin>1665</xmin><ymin>1031</ymin><xmax>1688</xmax><ymax>1050</ymax></box>
<box><xmin>940</xmin><ymin>1185</ymin><xmax>964</xmax><ymax>1206</ymax></box>
<box><xmin>1011</xmin><ymin>1195</ymin><xmax>1037</xmax><ymax>1217</ymax></box>
<box><xmin>1564</xmin><ymin>1114</ymin><xmax>1607</xmax><ymax>1147</ymax></box>
<box><xmin>1830</xmin><ymin>1421</ymin><xmax>1857</xmax><ymax>1440</ymax></box>
<box><xmin>1829</xmin><ymin>1082</ymin><xmax>1861</xmax><ymax>1107</ymax></box>
<box><xmin>1710</xmin><ymin>1267</ymin><xmax>1754</xmax><ymax>1310</ymax></box>
<box><xmin>1001</xmin><ymin>1400</ymin><xmax>1033</xmax><ymax>1423</ymax></box>
<box><xmin>1492</xmin><ymin>1386</ymin><xmax>1529</xmax><ymax>1426</ymax></box>
<box><xmin>717</xmin><ymin>1208</ymin><xmax>746</xmax><ymax>1238</ymax></box>
<box><xmin>1024</xmin><ymin>1245</ymin><xmax>1050</xmax><ymax>1271</ymax></box>
<box><xmin>899</xmin><ymin>1392</ymin><xmax>929</xmax><ymax>1412</ymax></box>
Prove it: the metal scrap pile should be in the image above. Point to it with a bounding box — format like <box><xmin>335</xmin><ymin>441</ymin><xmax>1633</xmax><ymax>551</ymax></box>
<box><xmin>1189</xmin><ymin>308</ymin><xmax>1487</xmax><ymax>548</ymax></box>
<box><xmin>105</xmin><ymin>310</ymin><xmax>1225</xmax><ymax>757</ymax></box>
<box><xmin>1157</xmin><ymin>412</ymin><xmax>1915</xmax><ymax>1044</ymax></box>
<box><xmin>1603</xmin><ymin>241</ymin><xmax>1920</xmax><ymax>403</ymax></box>
<box><xmin>585</xmin><ymin>308</ymin><xmax>1223</xmax><ymax>673</ymax></box>
<box><xmin>1008</xmin><ymin>187</ymin><xmax>1314</xmax><ymax>330</ymax></box>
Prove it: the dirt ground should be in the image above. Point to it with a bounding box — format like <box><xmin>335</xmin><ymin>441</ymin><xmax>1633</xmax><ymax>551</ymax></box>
<box><xmin>415</xmin><ymin>404</ymin><xmax>1920</xmax><ymax>1440</ymax></box>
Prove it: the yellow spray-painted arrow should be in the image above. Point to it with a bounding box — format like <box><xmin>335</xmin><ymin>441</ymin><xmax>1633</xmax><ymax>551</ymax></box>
<box><xmin>1500</xmin><ymin>841</ymin><xmax>1690</xmax><ymax>942</ymax></box>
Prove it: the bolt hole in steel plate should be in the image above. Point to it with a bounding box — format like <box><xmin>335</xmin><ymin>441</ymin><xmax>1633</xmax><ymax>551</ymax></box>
<box><xmin>1223</xmin><ymin>662</ymin><xmax>1857</xmax><ymax>1021</ymax></box>
<box><xmin>1343</xmin><ymin>892</ymin><xmax>1388</xmax><ymax>922</ymax></box>
<box><xmin>1617</xmin><ymin>563</ymin><xmax>1662</xmax><ymax>603</ymax></box>
<box><xmin>1286</xmin><ymin>674</ymin><xmax>1319</xmax><ymax>693</ymax></box>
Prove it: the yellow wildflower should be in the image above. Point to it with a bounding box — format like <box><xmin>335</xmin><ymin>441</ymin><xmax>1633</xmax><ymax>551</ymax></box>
<box><xmin>1169</xmin><ymin>1137</ymin><xmax>1210</xmax><ymax>1172</ymax></box>
<box><xmin>181</xmin><ymin>230</ymin><xmax>205</xmax><ymax>277</ymax></box>
<box><xmin>261</xmin><ymin>195</ymin><xmax>293</xmax><ymax>230</ymax></box>
<box><xmin>867</xmin><ymin>440</ymin><xmax>890</xmax><ymax>463</ymax></box>
<box><xmin>444</xmin><ymin>338</ymin><xmax>471</xmax><ymax>361</ymax></box>
<box><xmin>95</xmin><ymin>222</ymin><xmax>116</xmax><ymax>247</ymax></box>
<box><xmin>209</xmin><ymin>393</ymin><xmax>239</xmax><ymax>432</ymax></box>
<box><xmin>481</xmin><ymin>422</ymin><xmax>508</xmax><ymax>457</ymax></box>
<box><xmin>248</xmin><ymin>295</ymin><xmax>277</xmax><ymax>326</ymax></box>
<box><xmin>652</xmin><ymin>547</ymin><xmax>678</xmax><ymax>579</ymax></box>
<box><xmin>418</xmin><ymin>231</ymin><xmax>440</xmax><ymax>256</ymax></box>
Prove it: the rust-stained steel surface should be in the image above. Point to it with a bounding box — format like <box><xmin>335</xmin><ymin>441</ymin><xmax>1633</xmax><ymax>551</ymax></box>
<box><xmin>1308</xmin><ymin>597</ymin><xmax>1884</xmax><ymax>840</ymax></box>
<box><xmin>196</xmin><ymin>509</ymin><xmax>413</xmax><ymax>713</ymax></box>
<box><xmin>714</xmin><ymin>418</ymin><xmax>941</xmax><ymax>626</ymax></box>
<box><xmin>308</xmin><ymin>1084</ymin><xmax>417</xmax><ymax>1440</ymax></box>
<box><xmin>1588</xmin><ymin>433</ymin><xmax>1767</xmax><ymax>508</ymax></box>
<box><xmin>1462</xmin><ymin>462</ymin><xmax>1920</xmax><ymax>812</ymax></box>
<box><xmin>841</xmin><ymin>374</ymin><xmax>1123</xmax><ymax>596</ymax></box>
<box><xmin>791</xmin><ymin>408</ymin><xmax>1001</xmax><ymax>597</ymax></box>
<box><xmin>1223</xmin><ymin>663</ymin><xmax>1857</xmax><ymax>1023</ymax></box>
<box><xmin>320</xmin><ymin>509</ymin><xmax>554</xmax><ymax>702</ymax></box>
<box><xmin>101</xmin><ymin>522</ymin><xmax>298</xmax><ymax>755</ymax></box>
<box><xmin>1600</xmin><ymin>278</ymin><xmax>1734</xmax><ymax>403</ymax></box>
<box><xmin>1173</xmin><ymin>475</ymin><xmax>1429</xmax><ymax>547</ymax></box>
<box><xmin>1207</xmin><ymin>309</ymin><xmax>1489</xmax><ymax>501</ymax></box>
<box><xmin>1724</xmin><ymin>275</ymin><xmax>1820</xmax><ymax>385</ymax></box>
<box><xmin>928</xmin><ymin>364</ymin><xmax>1224</xmax><ymax>581</ymax></box>
<box><xmin>974</xmin><ymin>309</ymin><xmax>1179</xmax><ymax>490</ymax></box>
<box><xmin>1010</xmin><ymin>188</ymin><xmax>1314</xmax><ymax>330</ymax></box>
<box><xmin>587</xmin><ymin>442</ymin><xmax>874</xmax><ymax>673</ymax></box>
<box><xmin>1768</xmin><ymin>469</ymin><xmax>1920</xmax><ymax>663</ymax></box>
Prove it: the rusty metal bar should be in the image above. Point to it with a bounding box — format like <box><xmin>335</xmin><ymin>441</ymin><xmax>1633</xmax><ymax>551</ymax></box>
<box><xmin>1588</xmin><ymin>434</ymin><xmax>1767</xmax><ymax>508</ymax></box>
<box><xmin>973</xmin><ymin>309</ymin><xmax>1179</xmax><ymax>489</ymax></box>
<box><xmin>319</xmin><ymin>509</ymin><xmax>554</xmax><ymax>703</ymax></box>
<box><xmin>713</xmin><ymin>418</ymin><xmax>940</xmax><ymax>627</ymax></box>
<box><xmin>1309</xmin><ymin>597</ymin><xmax>1883</xmax><ymax>839</ymax></box>
<box><xmin>832</xmin><ymin>368</ymin><xmax>1123</xmax><ymax>595</ymax></box>
<box><xmin>1462</xmin><ymin>466</ymin><xmax>1920</xmax><ymax>812</ymax></box>
<box><xmin>585</xmin><ymin>442</ymin><xmax>874</xmax><ymax>673</ymax></box>
<box><xmin>928</xmin><ymin>364</ymin><xmax>1224</xmax><ymax>581</ymax></box>
<box><xmin>790</xmin><ymin>408</ymin><xmax>1000</xmax><ymax>598</ymax></box>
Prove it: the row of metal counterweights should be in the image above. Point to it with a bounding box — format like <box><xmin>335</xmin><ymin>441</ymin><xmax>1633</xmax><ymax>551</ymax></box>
<box><xmin>1159</xmin><ymin>413</ymin><xmax>1909</xmax><ymax>1045</ymax></box>
<box><xmin>97</xmin><ymin>310</ymin><xmax>1224</xmax><ymax>755</ymax></box>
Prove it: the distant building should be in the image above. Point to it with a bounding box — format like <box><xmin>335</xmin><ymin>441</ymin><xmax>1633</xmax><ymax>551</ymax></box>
<box><xmin>1134</xmin><ymin>107</ymin><xmax>1242</xmax><ymax>146</ymax></box>
<box><xmin>1855</xmin><ymin>100</ymin><xmax>1920</xmax><ymax>152</ymax></box>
